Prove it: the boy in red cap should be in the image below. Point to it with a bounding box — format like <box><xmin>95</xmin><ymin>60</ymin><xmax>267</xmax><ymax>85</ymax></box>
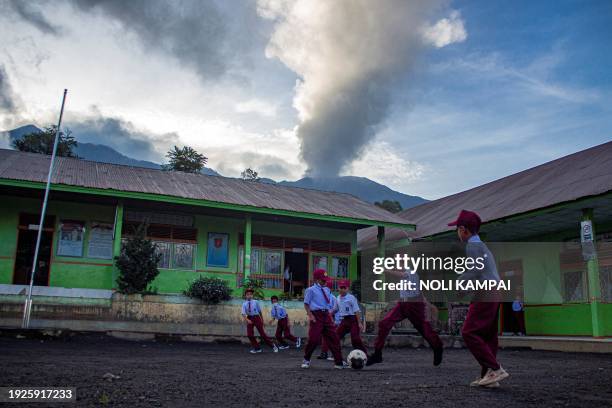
<box><xmin>448</xmin><ymin>209</ymin><xmax>509</xmax><ymax>387</ymax></box>
<box><xmin>318</xmin><ymin>277</ymin><xmax>339</xmax><ymax>361</ymax></box>
<box><xmin>333</xmin><ymin>279</ymin><xmax>368</xmax><ymax>354</ymax></box>
<box><xmin>301</xmin><ymin>269</ymin><xmax>345</xmax><ymax>369</ymax></box>
<box><xmin>367</xmin><ymin>268</ymin><xmax>443</xmax><ymax>367</ymax></box>
<box><xmin>241</xmin><ymin>288</ymin><xmax>279</xmax><ymax>354</ymax></box>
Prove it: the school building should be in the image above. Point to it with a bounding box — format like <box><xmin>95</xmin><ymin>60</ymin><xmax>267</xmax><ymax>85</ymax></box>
<box><xmin>359</xmin><ymin>141</ymin><xmax>612</xmax><ymax>338</ymax></box>
<box><xmin>0</xmin><ymin>149</ymin><xmax>412</xmax><ymax>300</ymax></box>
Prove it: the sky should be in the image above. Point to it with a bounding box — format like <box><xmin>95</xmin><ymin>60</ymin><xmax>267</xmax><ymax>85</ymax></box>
<box><xmin>0</xmin><ymin>0</ymin><xmax>610</xmax><ymax>200</ymax></box>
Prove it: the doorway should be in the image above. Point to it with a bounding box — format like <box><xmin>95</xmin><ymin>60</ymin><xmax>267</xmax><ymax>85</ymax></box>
<box><xmin>13</xmin><ymin>224</ymin><xmax>54</xmax><ymax>286</ymax></box>
<box><xmin>284</xmin><ymin>251</ymin><xmax>308</xmax><ymax>297</ymax></box>
<box><xmin>498</xmin><ymin>260</ymin><xmax>525</xmax><ymax>335</ymax></box>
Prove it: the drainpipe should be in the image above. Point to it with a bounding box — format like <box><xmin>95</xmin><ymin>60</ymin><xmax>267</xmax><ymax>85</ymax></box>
<box><xmin>582</xmin><ymin>208</ymin><xmax>604</xmax><ymax>338</ymax></box>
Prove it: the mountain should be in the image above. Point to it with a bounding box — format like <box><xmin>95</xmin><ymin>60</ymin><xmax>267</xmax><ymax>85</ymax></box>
<box><xmin>5</xmin><ymin>125</ymin><xmax>219</xmax><ymax>176</ymax></box>
<box><xmin>4</xmin><ymin>124</ymin><xmax>427</xmax><ymax>208</ymax></box>
<box><xmin>278</xmin><ymin>176</ymin><xmax>427</xmax><ymax>209</ymax></box>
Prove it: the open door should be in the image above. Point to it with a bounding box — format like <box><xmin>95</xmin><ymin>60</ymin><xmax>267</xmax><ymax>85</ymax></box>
<box><xmin>13</xmin><ymin>214</ymin><xmax>55</xmax><ymax>286</ymax></box>
<box><xmin>284</xmin><ymin>251</ymin><xmax>308</xmax><ymax>297</ymax></box>
<box><xmin>498</xmin><ymin>260</ymin><xmax>525</xmax><ymax>335</ymax></box>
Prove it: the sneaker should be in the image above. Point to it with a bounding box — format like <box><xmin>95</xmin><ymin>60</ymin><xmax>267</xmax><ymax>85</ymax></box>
<box><xmin>317</xmin><ymin>352</ymin><xmax>328</xmax><ymax>360</ymax></box>
<box><xmin>249</xmin><ymin>348</ymin><xmax>262</xmax><ymax>354</ymax></box>
<box><xmin>334</xmin><ymin>362</ymin><xmax>348</xmax><ymax>369</ymax></box>
<box><xmin>301</xmin><ymin>360</ymin><xmax>310</xmax><ymax>369</ymax></box>
<box><xmin>326</xmin><ymin>356</ymin><xmax>334</xmax><ymax>361</ymax></box>
<box><xmin>470</xmin><ymin>378</ymin><xmax>499</xmax><ymax>388</ymax></box>
<box><xmin>296</xmin><ymin>338</ymin><xmax>302</xmax><ymax>348</ymax></box>
<box><xmin>366</xmin><ymin>350</ymin><xmax>383</xmax><ymax>366</ymax></box>
<box><xmin>272</xmin><ymin>345</ymin><xmax>279</xmax><ymax>353</ymax></box>
<box><xmin>279</xmin><ymin>345</ymin><xmax>290</xmax><ymax>350</ymax></box>
<box><xmin>433</xmin><ymin>347</ymin><xmax>443</xmax><ymax>366</ymax></box>
<box><xmin>478</xmin><ymin>367</ymin><xmax>509</xmax><ymax>386</ymax></box>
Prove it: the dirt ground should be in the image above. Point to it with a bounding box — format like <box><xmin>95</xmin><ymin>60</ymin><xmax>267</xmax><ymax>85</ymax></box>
<box><xmin>0</xmin><ymin>333</ymin><xmax>610</xmax><ymax>408</ymax></box>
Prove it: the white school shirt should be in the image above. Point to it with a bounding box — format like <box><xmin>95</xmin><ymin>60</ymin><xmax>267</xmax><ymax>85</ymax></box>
<box><xmin>336</xmin><ymin>293</ymin><xmax>360</xmax><ymax>318</ymax></box>
<box><xmin>399</xmin><ymin>269</ymin><xmax>421</xmax><ymax>299</ymax></box>
<box><xmin>241</xmin><ymin>299</ymin><xmax>261</xmax><ymax>316</ymax></box>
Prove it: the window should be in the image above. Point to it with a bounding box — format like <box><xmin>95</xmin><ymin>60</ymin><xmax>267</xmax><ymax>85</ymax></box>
<box><xmin>251</xmin><ymin>248</ymin><xmax>261</xmax><ymax>273</ymax></box>
<box><xmin>154</xmin><ymin>242</ymin><xmax>172</xmax><ymax>269</ymax></box>
<box><xmin>151</xmin><ymin>241</ymin><xmax>195</xmax><ymax>270</ymax></box>
<box><xmin>331</xmin><ymin>256</ymin><xmax>349</xmax><ymax>279</ymax></box>
<box><xmin>174</xmin><ymin>243</ymin><xmax>195</xmax><ymax>270</ymax></box>
<box><xmin>313</xmin><ymin>255</ymin><xmax>328</xmax><ymax>272</ymax></box>
<box><xmin>262</xmin><ymin>251</ymin><xmax>282</xmax><ymax>275</ymax></box>
<box><xmin>562</xmin><ymin>270</ymin><xmax>586</xmax><ymax>302</ymax></box>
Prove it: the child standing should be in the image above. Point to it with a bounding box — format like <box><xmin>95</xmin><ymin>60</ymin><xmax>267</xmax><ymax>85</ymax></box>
<box><xmin>269</xmin><ymin>295</ymin><xmax>301</xmax><ymax>349</ymax></box>
<box><xmin>241</xmin><ymin>288</ymin><xmax>279</xmax><ymax>354</ymax></box>
<box><xmin>301</xmin><ymin>269</ymin><xmax>345</xmax><ymax>369</ymax></box>
<box><xmin>448</xmin><ymin>209</ymin><xmax>509</xmax><ymax>387</ymax></box>
<box><xmin>334</xmin><ymin>279</ymin><xmax>368</xmax><ymax>354</ymax></box>
<box><xmin>367</xmin><ymin>269</ymin><xmax>443</xmax><ymax>366</ymax></box>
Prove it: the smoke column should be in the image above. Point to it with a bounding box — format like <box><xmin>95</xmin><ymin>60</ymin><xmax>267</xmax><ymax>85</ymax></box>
<box><xmin>258</xmin><ymin>0</ymin><xmax>465</xmax><ymax>177</ymax></box>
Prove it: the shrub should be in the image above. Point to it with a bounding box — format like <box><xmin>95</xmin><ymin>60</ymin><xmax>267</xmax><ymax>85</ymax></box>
<box><xmin>242</xmin><ymin>278</ymin><xmax>265</xmax><ymax>299</ymax></box>
<box><xmin>115</xmin><ymin>225</ymin><xmax>161</xmax><ymax>295</ymax></box>
<box><xmin>184</xmin><ymin>277</ymin><xmax>232</xmax><ymax>304</ymax></box>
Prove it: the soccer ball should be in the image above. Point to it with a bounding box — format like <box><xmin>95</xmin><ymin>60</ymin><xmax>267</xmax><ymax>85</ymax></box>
<box><xmin>347</xmin><ymin>349</ymin><xmax>367</xmax><ymax>370</ymax></box>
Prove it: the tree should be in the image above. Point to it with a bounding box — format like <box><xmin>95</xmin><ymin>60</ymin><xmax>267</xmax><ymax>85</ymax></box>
<box><xmin>115</xmin><ymin>225</ymin><xmax>161</xmax><ymax>294</ymax></box>
<box><xmin>241</xmin><ymin>167</ymin><xmax>260</xmax><ymax>182</ymax></box>
<box><xmin>374</xmin><ymin>200</ymin><xmax>403</xmax><ymax>213</ymax></box>
<box><xmin>12</xmin><ymin>125</ymin><xmax>78</xmax><ymax>157</ymax></box>
<box><xmin>162</xmin><ymin>145</ymin><xmax>207</xmax><ymax>173</ymax></box>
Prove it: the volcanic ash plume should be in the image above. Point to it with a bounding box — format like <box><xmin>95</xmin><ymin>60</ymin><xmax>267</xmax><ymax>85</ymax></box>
<box><xmin>258</xmin><ymin>0</ymin><xmax>465</xmax><ymax>177</ymax></box>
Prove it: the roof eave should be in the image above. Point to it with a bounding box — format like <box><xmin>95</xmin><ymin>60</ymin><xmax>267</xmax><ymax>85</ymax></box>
<box><xmin>0</xmin><ymin>178</ymin><xmax>416</xmax><ymax>231</ymax></box>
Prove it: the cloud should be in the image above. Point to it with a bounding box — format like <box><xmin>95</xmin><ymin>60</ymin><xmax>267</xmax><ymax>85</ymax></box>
<box><xmin>5</xmin><ymin>0</ymin><xmax>61</xmax><ymax>36</ymax></box>
<box><xmin>422</xmin><ymin>10</ymin><xmax>467</xmax><ymax>48</ymax></box>
<box><xmin>0</xmin><ymin>65</ymin><xmax>18</xmax><ymax>114</ymax></box>
<box><xmin>343</xmin><ymin>141</ymin><xmax>424</xmax><ymax>191</ymax></box>
<box><xmin>65</xmin><ymin>0</ymin><xmax>256</xmax><ymax>82</ymax></box>
<box><xmin>65</xmin><ymin>109</ymin><xmax>179</xmax><ymax>162</ymax></box>
<box><xmin>235</xmin><ymin>98</ymin><xmax>278</xmax><ymax>118</ymax></box>
<box><xmin>258</xmin><ymin>0</ymin><xmax>456</xmax><ymax>177</ymax></box>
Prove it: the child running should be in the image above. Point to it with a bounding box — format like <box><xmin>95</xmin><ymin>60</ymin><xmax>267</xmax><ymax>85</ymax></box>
<box><xmin>241</xmin><ymin>288</ymin><xmax>279</xmax><ymax>354</ymax></box>
<box><xmin>333</xmin><ymin>279</ymin><xmax>368</xmax><ymax>354</ymax></box>
<box><xmin>448</xmin><ymin>209</ymin><xmax>509</xmax><ymax>387</ymax></box>
<box><xmin>367</xmin><ymin>268</ymin><xmax>443</xmax><ymax>366</ymax></box>
<box><xmin>269</xmin><ymin>295</ymin><xmax>301</xmax><ymax>349</ymax></box>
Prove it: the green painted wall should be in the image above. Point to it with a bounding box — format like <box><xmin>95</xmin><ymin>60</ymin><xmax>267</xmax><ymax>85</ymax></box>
<box><xmin>0</xmin><ymin>194</ymin><xmax>357</xmax><ymax>297</ymax></box>
<box><xmin>0</xmin><ymin>196</ymin><xmax>115</xmax><ymax>289</ymax></box>
<box><xmin>524</xmin><ymin>304</ymin><xmax>593</xmax><ymax>336</ymax></box>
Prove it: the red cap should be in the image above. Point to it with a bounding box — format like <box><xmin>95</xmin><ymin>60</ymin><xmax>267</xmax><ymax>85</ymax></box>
<box><xmin>338</xmin><ymin>279</ymin><xmax>350</xmax><ymax>288</ymax></box>
<box><xmin>448</xmin><ymin>209</ymin><xmax>482</xmax><ymax>231</ymax></box>
<box><xmin>313</xmin><ymin>269</ymin><xmax>327</xmax><ymax>281</ymax></box>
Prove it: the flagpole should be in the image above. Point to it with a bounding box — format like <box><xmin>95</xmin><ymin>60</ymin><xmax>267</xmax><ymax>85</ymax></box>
<box><xmin>22</xmin><ymin>89</ymin><xmax>68</xmax><ymax>328</ymax></box>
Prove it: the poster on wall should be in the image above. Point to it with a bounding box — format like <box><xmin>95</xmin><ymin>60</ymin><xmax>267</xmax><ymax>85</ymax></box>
<box><xmin>207</xmin><ymin>232</ymin><xmax>229</xmax><ymax>267</ymax></box>
<box><xmin>87</xmin><ymin>222</ymin><xmax>114</xmax><ymax>259</ymax></box>
<box><xmin>57</xmin><ymin>220</ymin><xmax>85</xmax><ymax>257</ymax></box>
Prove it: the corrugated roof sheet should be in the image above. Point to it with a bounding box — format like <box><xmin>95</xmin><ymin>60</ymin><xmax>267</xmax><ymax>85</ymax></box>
<box><xmin>358</xmin><ymin>141</ymin><xmax>612</xmax><ymax>248</ymax></box>
<box><xmin>0</xmin><ymin>149</ymin><xmax>412</xmax><ymax>226</ymax></box>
